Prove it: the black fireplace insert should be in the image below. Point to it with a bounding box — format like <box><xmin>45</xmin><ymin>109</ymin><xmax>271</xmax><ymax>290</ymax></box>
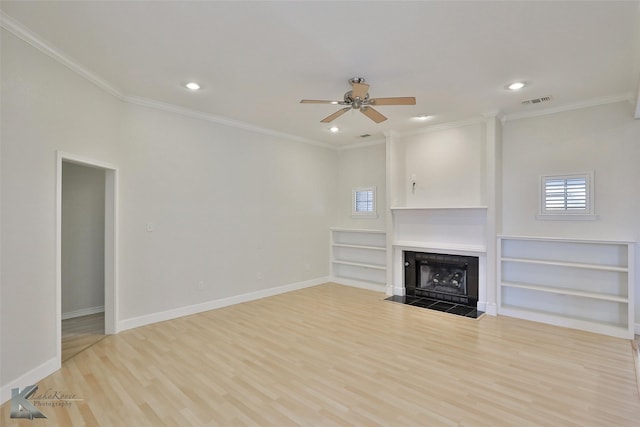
<box><xmin>404</xmin><ymin>251</ymin><xmax>479</xmax><ymax>307</ymax></box>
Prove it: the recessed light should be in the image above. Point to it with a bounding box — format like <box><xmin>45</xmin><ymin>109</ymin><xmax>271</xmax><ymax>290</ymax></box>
<box><xmin>416</xmin><ymin>114</ymin><xmax>432</xmax><ymax>121</ymax></box>
<box><xmin>329</xmin><ymin>126</ymin><xmax>340</xmax><ymax>133</ymax></box>
<box><xmin>507</xmin><ymin>81</ymin><xmax>526</xmax><ymax>91</ymax></box>
<box><xmin>185</xmin><ymin>82</ymin><xmax>201</xmax><ymax>91</ymax></box>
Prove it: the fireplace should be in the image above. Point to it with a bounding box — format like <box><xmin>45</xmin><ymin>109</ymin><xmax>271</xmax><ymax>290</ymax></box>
<box><xmin>404</xmin><ymin>251</ymin><xmax>479</xmax><ymax>307</ymax></box>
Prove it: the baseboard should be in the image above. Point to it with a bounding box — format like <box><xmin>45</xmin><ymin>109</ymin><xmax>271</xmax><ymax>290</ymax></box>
<box><xmin>0</xmin><ymin>357</ymin><xmax>59</xmax><ymax>405</ymax></box>
<box><xmin>118</xmin><ymin>277</ymin><xmax>329</xmax><ymax>332</ymax></box>
<box><xmin>482</xmin><ymin>302</ymin><xmax>497</xmax><ymax>316</ymax></box>
<box><xmin>61</xmin><ymin>305</ymin><xmax>105</xmax><ymax>320</ymax></box>
<box><xmin>330</xmin><ymin>277</ymin><xmax>386</xmax><ymax>293</ymax></box>
<box><xmin>391</xmin><ymin>284</ymin><xmax>405</xmax><ymax>296</ymax></box>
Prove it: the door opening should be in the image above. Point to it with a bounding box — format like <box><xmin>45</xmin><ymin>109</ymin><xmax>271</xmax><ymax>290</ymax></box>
<box><xmin>56</xmin><ymin>152</ymin><xmax>118</xmax><ymax>366</ymax></box>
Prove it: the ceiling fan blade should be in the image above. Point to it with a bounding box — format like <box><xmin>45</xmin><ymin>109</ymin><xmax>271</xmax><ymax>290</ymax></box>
<box><xmin>300</xmin><ymin>99</ymin><xmax>340</xmax><ymax>104</ymax></box>
<box><xmin>360</xmin><ymin>106</ymin><xmax>387</xmax><ymax>123</ymax></box>
<box><xmin>320</xmin><ymin>107</ymin><xmax>351</xmax><ymax>123</ymax></box>
<box><xmin>351</xmin><ymin>82</ymin><xmax>369</xmax><ymax>99</ymax></box>
<box><xmin>369</xmin><ymin>97</ymin><xmax>416</xmax><ymax>106</ymax></box>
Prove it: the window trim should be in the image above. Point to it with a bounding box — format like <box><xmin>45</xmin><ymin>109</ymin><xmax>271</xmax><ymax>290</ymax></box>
<box><xmin>352</xmin><ymin>186</ymin><xmax>377</xmax><ymax>218</ymax></box>
<box><xmin>537</xmin><ymin>172</ymin><xmax>597</xmax><ymax>221</ymax></box>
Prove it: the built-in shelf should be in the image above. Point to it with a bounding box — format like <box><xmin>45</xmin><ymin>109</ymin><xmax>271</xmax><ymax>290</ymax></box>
<box><xmin>501</xmin><ymin>281</ymin><xmax>628</xmax><ymax>303</ymax></box>
<box><xmin>330</xmin><ymin>229</ymin><xmax>387</xmax><ymax>290</ymax></box>
<box><xmin>497</xmin><ymin>235</ymin><xmax>634</xmax><ymax>339</ymax></box>
<box><xmin>331</xmin><ymin>260</ymin><xmax>386</xmax><ymax>270</ymax></box>
<box><xmin>501</xmin><ymin>257</ymin><xmax>628</xmax><ymax>272</ymax></box>
<box><xmin>330</xmin><ymin>227</ymin><xmax>386</xmax><ymax>234</ymax></box>
<box><xmin>332</xmin><ymin>243</ymin><xmax>386</xmax><ymax>251</ymax></box>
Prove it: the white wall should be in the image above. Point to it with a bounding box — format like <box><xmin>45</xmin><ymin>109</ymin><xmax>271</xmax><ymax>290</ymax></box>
<box><xmin>117</xmin><ymin>103</ymin><xmax>337</xmax><ymax>320</ymax></box>
<box><xmin>1</xmin><ymin>29</ymin><xmax>337</xmax><ymax>397</ymax></box>
<box><xmin>1</xmin><ymin>29</ymin><xmax>121</xmax><ymax>390</ymax></box>
<box><xmin>396</xmin><ymin>122</ymin><xmax>486</xmax><ymax>208</ymax></box>
<box><xmin>62</xmin><ymin>162</ymin><xmax>105</xmax><ymax>317</ymax></box>
<box><xmin>334</xmin><ymin>143</ymin><xmax>386</xmax><ymax>230</ymax></box>
<box><xmin>502</xmin><ymin>101</ymin><xmax>640</xmax><ymax>325</ymax></box>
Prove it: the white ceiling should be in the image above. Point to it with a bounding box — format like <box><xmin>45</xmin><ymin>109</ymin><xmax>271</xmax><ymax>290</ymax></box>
<box><xmin>2</xmin><ymin>1</ymin><xmax>639</xmax><ymax>147</ymax></box>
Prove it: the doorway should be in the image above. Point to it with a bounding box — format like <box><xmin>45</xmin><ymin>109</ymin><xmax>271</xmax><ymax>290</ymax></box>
<box><xmin>56</xmin><ymin>152</ymin><xmax>118</xmax><ymax>365</ymax></box>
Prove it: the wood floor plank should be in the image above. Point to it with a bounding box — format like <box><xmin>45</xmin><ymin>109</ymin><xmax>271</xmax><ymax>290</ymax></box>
<box><xmin>61</xmin><ymin>312</ymin><xmax>105</xmax><ymax>362</ymax></box>
<box><xmin>2</xmin><ymin>283</ymin><xmax>639</xmax><ymax>426</ymax></box>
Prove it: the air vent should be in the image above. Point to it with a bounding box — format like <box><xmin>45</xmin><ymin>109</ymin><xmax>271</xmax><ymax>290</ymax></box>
<box><xmin>359</xmin><ymin>133</ymin><xmax>371</xmax><ymax>138</ymax></box>
<box><xmin>522</xmin><ymin>95</ymin><xmax>553</xmax><ymax>105</ymax></box>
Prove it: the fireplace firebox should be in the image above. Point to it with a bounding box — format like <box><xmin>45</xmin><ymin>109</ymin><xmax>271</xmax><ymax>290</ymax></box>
<box><xmin>404</xmin><ymin>251</ymin><xmax>479</xmax><ymax>307</ymax></box>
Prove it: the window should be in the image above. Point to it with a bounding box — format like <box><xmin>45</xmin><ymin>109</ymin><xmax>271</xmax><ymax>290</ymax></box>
<box><xmin>538</xmin><ymin>172</ymin><xmax>596</xmax><ymax>220</ymax></box>
<box><xmin>352</xmin><ymin>187</ymin><xmax>377</xmax><ymax>218</ymax></box>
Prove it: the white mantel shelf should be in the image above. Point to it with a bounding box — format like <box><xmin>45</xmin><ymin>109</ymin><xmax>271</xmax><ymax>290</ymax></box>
<box><xmin>390</xmin><ymin>206</ymin><xmax>488</xmax><ymax>211</ymax></box>
<box><xmin>394</xmin><ymin>240</ymin><xmax>486</xmax><ymax>255</ymax></box>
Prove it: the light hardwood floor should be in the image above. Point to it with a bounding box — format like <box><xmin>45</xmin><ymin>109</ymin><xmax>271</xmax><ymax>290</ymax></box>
<box><xmin>62</xmin><ymin>312</ymin><xmax>105</xmax><ymax>362</ymax></box>
<box><xmin>3</xmin><ymin>283</ymin><xmax>639</xmax><ymax>426</ymax></box>
<box><xmin>634</xmin><ymin>335</ymin><xmax>640</xmax><ymax>398</ymax></box>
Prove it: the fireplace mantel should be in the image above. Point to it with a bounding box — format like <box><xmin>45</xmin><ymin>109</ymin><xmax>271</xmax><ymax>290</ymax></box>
<box><xmin>385</xmin><ymin>118</ymin><xmax>501</xmax><ymax>315</ymax></box>
<box><xmin>393</xmin><ymin>241</ymin><xmax>486</xmax><ymax>256</ymax></box>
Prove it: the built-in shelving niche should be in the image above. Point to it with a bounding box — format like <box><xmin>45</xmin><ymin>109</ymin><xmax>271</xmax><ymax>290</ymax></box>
<box><xmin>330</xmin><ymin>228</ymin><xmax>387</xmax><ymax>291</ymax></box>
<box><xmin>497</xmin><ymin>235</ymin><xmax>635</xmax><ymax>339</ymax></box>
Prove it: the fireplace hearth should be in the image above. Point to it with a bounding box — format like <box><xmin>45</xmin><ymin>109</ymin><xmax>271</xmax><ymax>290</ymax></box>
<box><xmin>386</xmin><ymin>251</ymin><xmax>483</xmax><ymax>318</ymax></box>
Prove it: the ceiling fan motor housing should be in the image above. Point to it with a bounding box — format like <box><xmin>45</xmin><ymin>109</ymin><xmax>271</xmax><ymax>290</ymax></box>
<box><xmin>344</xmin><ymin>90</ymin><xmax>370</xmax><ymax>108</ymax></box>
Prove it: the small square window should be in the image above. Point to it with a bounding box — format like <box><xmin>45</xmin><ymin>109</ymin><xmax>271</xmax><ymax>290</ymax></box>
<box><xmin>538</xmin><ymin>172</ymin><xmax>597</xmax><ymax>220</ymax></box>
<box><xmin>352</xmin><ymin>187</ymin><xmax>377</xmax><ymax>218</ymax></box>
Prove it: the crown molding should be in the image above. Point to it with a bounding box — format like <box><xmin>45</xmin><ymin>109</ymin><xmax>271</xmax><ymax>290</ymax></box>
<box><xmin>1</xmin><ymin>11</ymin><xmax>335</xmax><ymax>150</ymax></box>
<box><xmin>124</xmin><ymin>96</ymin><xmax>335</xmax><ymax>150</ymax></box>
<box><xmin>1</xmin><ymin>11</ymin><xmax>124</xmax><ymax>99</ymax></box>
<box><xmin>504</xmin><ymin>93</ymin><xmax>634</xmax><ymax>122</ymax></box>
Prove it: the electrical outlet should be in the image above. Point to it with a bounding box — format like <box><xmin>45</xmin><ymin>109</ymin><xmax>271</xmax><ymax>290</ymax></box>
<box><xmin>197</xmin><ymin>281</ymin><xmax>205</xmax><ymax>290</ymax></box>
<box><xmin>256</xmin><ymin>273</ymin><xmax>263</xmax><ymax>280</ymax></box>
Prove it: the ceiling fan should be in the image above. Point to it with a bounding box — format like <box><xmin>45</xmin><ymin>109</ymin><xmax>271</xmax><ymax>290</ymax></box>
<box><xmin>300</xmin><ymin>77</ymin><xmax>416</xmax><ymax>124</ymax></box>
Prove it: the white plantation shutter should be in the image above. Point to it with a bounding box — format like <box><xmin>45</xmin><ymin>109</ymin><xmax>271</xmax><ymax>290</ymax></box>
<box><xmin>355</xmin><ymin>190</ymin><xmax>374</xmax><ymax>212</ymax></box>
<box><xmin>540</xmin><ymin>173</ymin><xmax>594</xmax><ymax>218</ymax></box>
<box><xmin>544</xmin><ymin>177</ymin><xmax>587</xmax><ymax>211</ymax></box>
<box><xmin>352</xmin><ymin>187</ymin><xmax>377</xmax><ymax>217</ymax></box>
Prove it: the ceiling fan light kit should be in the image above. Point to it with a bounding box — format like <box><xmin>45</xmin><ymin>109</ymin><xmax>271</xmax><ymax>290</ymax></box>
<box><xmin>300</xmin><ymin>77</ymin><xmax>416</xmax><ymax>124</ymax></box>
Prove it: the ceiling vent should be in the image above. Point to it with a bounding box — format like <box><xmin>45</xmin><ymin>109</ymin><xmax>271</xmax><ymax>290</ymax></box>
<box><xmin>522</xmin><ymin>95</ymin><xmax>553</xmax><ymax>105</ymax></box>
<box><xmin>359</xmin><ymin>133</ymin><xmax>371</xmax><ymax>138</ymax></box>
